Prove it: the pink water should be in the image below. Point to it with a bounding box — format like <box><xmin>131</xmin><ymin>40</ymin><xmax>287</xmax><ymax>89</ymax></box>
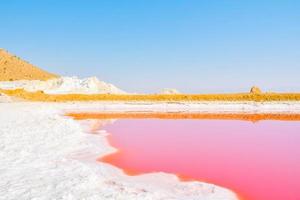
<box><xmin>100</xmin><ymin>119</ymin><xmax>300</xmax><ymax>200</ymax></box>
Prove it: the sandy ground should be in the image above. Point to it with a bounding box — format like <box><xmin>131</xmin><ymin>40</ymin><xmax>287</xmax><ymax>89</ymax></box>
<box><xmin>0</xmin><ymin>102</ymin><xmax>241</xmax><ymax>200</ymax></box>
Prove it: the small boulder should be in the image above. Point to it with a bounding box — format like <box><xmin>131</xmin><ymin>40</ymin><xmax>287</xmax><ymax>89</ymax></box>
<box><xmin>250</xmin><ymin>86</ymin><xmax>262</xmax><ymax>94</ymax></box>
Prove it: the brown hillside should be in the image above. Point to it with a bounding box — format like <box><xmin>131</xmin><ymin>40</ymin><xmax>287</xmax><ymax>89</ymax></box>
<box><xmin>0</xmin><ymin>49</ymin><xmax>58</xmax><ymax>81</ymax></box>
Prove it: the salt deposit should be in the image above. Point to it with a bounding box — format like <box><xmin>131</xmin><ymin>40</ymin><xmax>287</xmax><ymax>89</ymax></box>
<box><xmin>0</xmin><ymin>76</ymin><xmax>126</xmax><ymax>94</ymax></box>
<box><xmin>0</xmin><ymin>93</ymin><xmax>12</xmax><ymax>103</ymax></box>
<box><xmin>0</xmin><ymin>102</ymin><xmax>238</xmax><ymax>200</ymax></box>
<box><xmin>159</xmin><ymin>88</ymin><xmax>180</xmax><ymax>94</ymax></box>
<box><xmin>2</xmin><ymin>101</ymin><xmax>300</xmax><ymax>199</ymax></box>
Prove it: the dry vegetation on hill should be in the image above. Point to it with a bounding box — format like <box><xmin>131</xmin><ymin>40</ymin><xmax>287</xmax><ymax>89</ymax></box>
<box><xmin>0</xmin><ymin>49</ymin><xmax>58</xmax><ymax>81</ymax></box>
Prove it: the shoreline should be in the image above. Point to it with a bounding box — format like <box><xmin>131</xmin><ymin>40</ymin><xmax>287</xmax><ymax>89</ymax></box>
<box><xmin>4</xmin><ymin>100</ymin><xmax>300</xmax><ymax>115</ymax></box>
<box><xmin>0</xmin><ymin>102</ymin><xmax>239</xmax><ymax>200</ymax></box>
<box><xmin>2</xmin><ymin>101</ymin><xmax>300</xmax><ymax>199</ymax></box>
<box><xmin>66</xmin><ymin>112</ymin><xmax>300</xmax><ymax>121</ymax></box>
<box><xmin>45</xmin><ymin>101</ymin><xmax>300</xmax><ymax>114</ymax></box>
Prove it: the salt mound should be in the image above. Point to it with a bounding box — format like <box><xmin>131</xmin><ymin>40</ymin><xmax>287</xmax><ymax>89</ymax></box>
<box><xmin>160</xmin><ymin>88</ymin><xmax>180</xmax><ymax>94</ymax></box>
<box><xmin>250</xmin><ymin>86</ymin><xmax>262</xmax><ymax>94</ymax></box>
<box><xmin>0</xmin><ymin>76</ymin><xmax>126</xmax><ymax>94</ymax></box>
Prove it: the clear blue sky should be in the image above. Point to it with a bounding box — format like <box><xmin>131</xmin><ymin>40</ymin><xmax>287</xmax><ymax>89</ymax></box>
<box><xmin>1</xmin><ymin>0</ymin><xmax>299</xmax><ymax>93</ymax></box>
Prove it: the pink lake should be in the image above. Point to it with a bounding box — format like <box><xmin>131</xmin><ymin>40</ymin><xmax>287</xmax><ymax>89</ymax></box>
<box><xmin>98</xmin><ymin>119</ymin><xmax>300</xmax><ymax>200</ymax></box>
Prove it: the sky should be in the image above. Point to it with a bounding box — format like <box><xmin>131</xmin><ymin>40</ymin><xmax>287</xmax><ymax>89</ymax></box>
<box><xmin>1</xmin><ymin>0</ymin><xmax>299</xmax><ymax>93</ymax></box>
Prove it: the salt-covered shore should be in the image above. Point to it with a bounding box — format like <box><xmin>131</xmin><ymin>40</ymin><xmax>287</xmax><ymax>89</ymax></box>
<box><xmin>1</xmin><ymin>101</ymin><xmax>300</xmax><ymax>200</ymax></box>
<box><xmin>0</xmin><ymin>102</ymin><xmax>241</xmax><ymax>200</ymax></box>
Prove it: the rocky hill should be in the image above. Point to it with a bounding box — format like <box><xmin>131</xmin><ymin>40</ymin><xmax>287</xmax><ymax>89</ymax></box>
<box><xmin>0</xmin><ymin>49</ymin><xmax>58</xmax><ymax>81</ymax></box>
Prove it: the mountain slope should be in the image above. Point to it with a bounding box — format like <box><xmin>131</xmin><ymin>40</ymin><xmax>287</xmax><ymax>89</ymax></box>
<box><xmin>0</xmin><ymin>49</ymin><xmax>58</xmax><ymax>81</ymax></box>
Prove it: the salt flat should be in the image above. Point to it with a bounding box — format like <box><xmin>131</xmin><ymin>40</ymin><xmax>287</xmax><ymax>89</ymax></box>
<box><xmin>0</xmin><ymin>102</ymin><xmax>240</xmax><ymax>200</ymax></box>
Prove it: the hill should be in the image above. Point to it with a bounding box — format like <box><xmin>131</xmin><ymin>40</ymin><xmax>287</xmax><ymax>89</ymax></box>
<box><xmin>0</xmin><ymin>49</ymin><xmax>58</xmax><ymax>81</ymax></box>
